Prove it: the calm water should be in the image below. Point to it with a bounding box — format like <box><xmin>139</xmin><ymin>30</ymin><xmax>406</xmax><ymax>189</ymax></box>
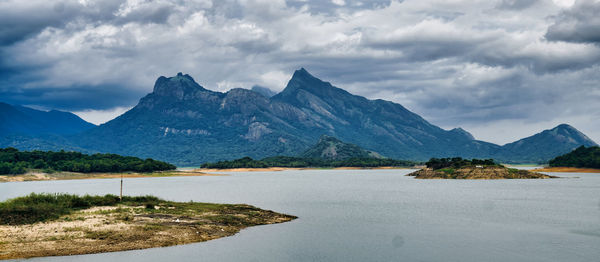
<box><xmin>2</xmin><ymin>170</ymin><xmax>599</xmax><ymax>262</ymax></box>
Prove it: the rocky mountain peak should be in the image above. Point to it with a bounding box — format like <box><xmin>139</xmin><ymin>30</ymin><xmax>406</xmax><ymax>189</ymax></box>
<box><xmin>152</xmin><ymin>73</ymin><xmax>205</xmax><ymax>99</ymax></box>
<box><xmin>547</xmin><ymin>124</ymin><xmax>597</xmax><ymax>145</ymax></box>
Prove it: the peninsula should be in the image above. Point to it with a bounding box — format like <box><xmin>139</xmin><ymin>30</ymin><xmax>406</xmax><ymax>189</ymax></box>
<box><xmin>0</xmin><ymin>193</ymin><xmax>296</xmax><ymax>259</ymax></box>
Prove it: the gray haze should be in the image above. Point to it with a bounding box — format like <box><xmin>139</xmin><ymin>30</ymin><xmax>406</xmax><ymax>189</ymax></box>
<box><xmin>0</xmin><ymin>0</ymin><xmax>598</xmax><ymax>144</ymax></box>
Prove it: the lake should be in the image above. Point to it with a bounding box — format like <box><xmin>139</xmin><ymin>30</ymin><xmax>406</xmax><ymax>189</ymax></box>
<box><xmin>2</xmin><ymin>169</ymin><xmax>599</xmax><ymax>262</ymax></box>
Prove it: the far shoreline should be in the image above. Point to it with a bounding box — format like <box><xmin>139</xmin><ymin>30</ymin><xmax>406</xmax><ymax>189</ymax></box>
<box><xmin>532</xmin><ymin>167</ymin><xmax>600</xmax><ymax>173</ymax></box>
<box><xmin>196</xmin><ymin>166</ymin><xmax>417</xmax><ymax>172</ymax></box>
<box><xmin>0</xmin><ymin>170</ymin><xmax>225</xmax><ymax>183</ymax></box>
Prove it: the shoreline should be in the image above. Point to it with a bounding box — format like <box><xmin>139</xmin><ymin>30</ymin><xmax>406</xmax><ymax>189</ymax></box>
<box><xmin>0</xmin><ymin>170</ymin><xmax>224</xmax><ymax>183</ymax></box>
<box><xmin>196</xmin><ymin>166</ymin><xmax>415</xmax><ymax>172</ymax></box>
<box><xmin>532</xmin><ymin>167</ymin><xmax>600</xmax><ymax>173</ymax></box>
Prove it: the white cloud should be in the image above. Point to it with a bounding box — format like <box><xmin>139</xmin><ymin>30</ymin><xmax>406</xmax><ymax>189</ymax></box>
<box><xmin>332</xmin><ymin>0</ymin><xmax>346</xmax><ymax>6</ymax></box>
<box><xmin>73</xmin><ymin>106</ymin><xmax>133</xmax><ymax>125</ymax></box>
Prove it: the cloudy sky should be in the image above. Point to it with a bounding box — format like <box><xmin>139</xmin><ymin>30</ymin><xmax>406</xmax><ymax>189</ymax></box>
<box><xmin>1</xmin><ymin>0</ymin><xmax>599</xmax><ymax>145</ymax></box>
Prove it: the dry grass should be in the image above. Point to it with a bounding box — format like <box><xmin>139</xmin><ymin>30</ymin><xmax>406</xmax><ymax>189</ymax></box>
<box><xmin>0</xmin><ymin>203</ymin><xmax>296</xmax><ymax>260</ymax></box>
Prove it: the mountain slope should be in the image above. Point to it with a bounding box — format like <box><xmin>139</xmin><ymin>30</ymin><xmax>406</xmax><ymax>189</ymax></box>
<box><xmin>300</xmin><ymin>135</ymin><xmax>382</xmax><ymax>160</ymax></box>
<box><xmin>0</xmin><ymin>102</ymin><xmax>95</xmax><ymax>136</ymax></box>
<box><xmin>73</xmin><ymin>73</ymin><xmax>312</xmax><ymax>165</ymax></box>
<box><xmin>251</xmin><ymin>85</ymin><xmax>277</xmax><ymax>97</ymax></box>
<box><xmin>496</xmin><ymin>124</ymin><xmax>598</xmax><ymax>163</ymax></box>
<box><xmin>270</xmin><ymin>68</ymin><xmax>500</xmax><ymax>159</ymax></box>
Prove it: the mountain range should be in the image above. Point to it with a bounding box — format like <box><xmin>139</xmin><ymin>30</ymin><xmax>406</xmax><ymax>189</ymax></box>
<box><xmin>0</xmin><ymin>69</ymin><xmax>597</xmax><ymax>165</ymax></box>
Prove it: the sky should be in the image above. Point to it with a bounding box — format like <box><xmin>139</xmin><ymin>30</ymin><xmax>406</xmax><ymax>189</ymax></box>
<box><xmin>0</xmin><ymin>0</ymin><xmax>599</xmax><ymax>145</ymax></box>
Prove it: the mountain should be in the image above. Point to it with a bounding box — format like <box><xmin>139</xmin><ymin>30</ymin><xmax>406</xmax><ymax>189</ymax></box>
<box><xmin>72</xmin><ymin>69</ymin><xmax>505</xmax><ymax>165</ymax></box>
<box><xmin>300</xmin><ymin>135</ymin><xmax>382</xmax><ymax>160</ymax></box>
<box><xmin>2</xmin><ymin>69</ymin><xmax>597</xmax><ymax>166</ymax></box>
<box><xmin>495</xmin><ymin>124</ymin><xmax>598</xmax><ymax>163</ymax></box>
<box><xmin>251</xmin><ymin>85</ymin><xmax>277</xmax><ymax>97</ymax></box>
<box><xmin>0</xmin><ymin>102</ymin><xmax>95</xmax><ymax>136</ymax></box>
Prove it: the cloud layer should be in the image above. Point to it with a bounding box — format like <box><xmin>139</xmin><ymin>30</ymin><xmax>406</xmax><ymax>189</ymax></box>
<box><xmin>1</xmin><ymin>0</ymin><xmax>599</xmax><ymax>144</ymax></box>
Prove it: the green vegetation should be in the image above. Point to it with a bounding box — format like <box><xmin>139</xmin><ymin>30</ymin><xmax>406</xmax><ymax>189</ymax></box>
<box><xmin>425</xmin><ymin>157</ymin><xmax>499</xmax><ymax>170</ymax></box>
<box><xmin>549</xmin><ymin>146</ymin><xmax>600</xmax><ymax>168</ymax></box>
<box><xmin>0</xmin><ymin>147</ymin><xmax>176</xmax><ymax>175</ymax></box>
<box><xmin>200</xmin><ymin>156</ymin><xmax>416</xmax><ymax>169</ymax></box>
<box><xmin>0</xmin><ymin>193</ymin><xmax>161</xmax><ymax>225</ymax></box>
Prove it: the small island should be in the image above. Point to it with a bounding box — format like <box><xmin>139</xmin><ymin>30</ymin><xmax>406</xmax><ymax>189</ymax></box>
<box><xmin>0</xmin><ymin>193</ymin><xmax>296</xmax><ymax>260</ymax></box>
<box><xmin>407</xmin><ymin>157</ymin><xmax>557</xmax><ymax>179</ymax></box>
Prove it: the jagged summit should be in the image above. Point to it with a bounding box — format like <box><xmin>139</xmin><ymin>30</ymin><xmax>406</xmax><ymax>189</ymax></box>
<box><xmin>152</xmin><ymin>73</ymin><xmax>205</xmax><ymax>98</ymax></box>
<box><xmin>273</xmin><ymin>68</ymin><xmax>348</xmax><ymax>100</ymax></box>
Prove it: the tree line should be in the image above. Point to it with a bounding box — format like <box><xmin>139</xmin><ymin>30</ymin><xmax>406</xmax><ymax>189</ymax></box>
<box><xmin>200</xmin><ymin>156</ymin><xmax>417</xmax><ymax>169</ymax></box>
<box><xmin>0</xmin><ymin>148</ymin><xmax>176</xmax><ymax>175</ymax></box>
<box><xmin>425</xmin><ymin>157</ymin><xmax>498</xmax><ymax>170</ymax></box>
<box><xmin>549</xmin><ymin>146</ymin><xmax>600</xmax><ymax>168</ymax></box>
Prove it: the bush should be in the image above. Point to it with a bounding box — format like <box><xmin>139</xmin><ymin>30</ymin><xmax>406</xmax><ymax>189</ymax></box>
<box><xmin>0</xmin><ymin>193</ymin><xmax>163</xmax><ymax>225</ymax></box>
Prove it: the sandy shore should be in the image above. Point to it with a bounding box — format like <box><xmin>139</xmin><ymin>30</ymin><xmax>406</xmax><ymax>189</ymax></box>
<box><xmin>0</xmin><ymin>170</ymin><xmax>223</xmax><ymax>183</ymax></box>
<box><xmin>532</xmin><ymin>167</ymin><xmax>600</xmax><ymax>173</ymax></box>
<box><xmin>0</xmin><ymin>203</ymin><xmax>295</xmax><ymax>260</ymax></box>
<box><xmin>197</xmin><ymin>166</ymin><xmax>414</xmax><ymax>172</ymax></box>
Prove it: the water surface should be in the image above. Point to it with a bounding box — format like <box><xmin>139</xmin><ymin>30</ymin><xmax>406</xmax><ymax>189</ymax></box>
<box><xmin>2</xmin><ymin>169</ymin><xmax>599</xmax><ymax>262</ymax></box>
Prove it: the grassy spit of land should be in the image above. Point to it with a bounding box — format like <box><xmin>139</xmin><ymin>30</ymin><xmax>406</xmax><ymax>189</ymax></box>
<box><xmin>0</xmin><ymin>193</ymin><xmax>296</xmax><ymax>260</ymax></box>
<box><xmin>0</xmin><ymin>170</ymin><xmax>223</xmax><ymax>183</ymax></box>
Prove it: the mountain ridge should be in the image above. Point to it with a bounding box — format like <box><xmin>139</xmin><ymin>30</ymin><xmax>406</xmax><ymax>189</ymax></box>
<box><xmin>0</xmin><ymin>69</ymin><xmax>596</xmax><ymax>165</ymax></box>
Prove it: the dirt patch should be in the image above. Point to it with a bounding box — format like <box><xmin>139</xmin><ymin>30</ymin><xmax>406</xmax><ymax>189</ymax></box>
<box><xmin>0</xmin><ymin>204</ymin><xmax>296</xmax><ymax>260</ymax></box>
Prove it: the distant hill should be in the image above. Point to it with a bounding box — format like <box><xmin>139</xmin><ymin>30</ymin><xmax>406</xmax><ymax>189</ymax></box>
<box><xmin>1</xmin><ymin>69</ymin><xmax>597</xmax><ymax>166</ymax></box>
<box><xmin>0</xmin><ymin>102</ymin><xmax>95</xmax><ymax>136</ymax></box>
<box><xmin>495</xmin><ymin>124</ymin><xmax>598</xmax><ymax>163</ymax></box>
<box><xmin>201</xmin><ymin>135</ymin><xmax>415</xmax><ymax>169</ymax></box>
<box><xmin>251</xmin><ymin>85</ymin><xmax>277</xmax><ymax>97</ymax></box>
<box><xmin>300</xmin><ymin>135</ymin><xmax>382</xmax><ymax>160</ymax></box>
<box><xmin>548</xmin><ymin>146</ymin><xmax>600</xmax><ymax>168</ymax></box>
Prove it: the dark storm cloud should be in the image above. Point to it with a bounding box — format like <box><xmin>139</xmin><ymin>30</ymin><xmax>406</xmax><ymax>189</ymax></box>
<box><xmin>545</xmin><ymin>0</ymin><xmax>600</xmax><ymax>44</ymax></box>
<box><xmin>0</xmin><ymin>0</ymin><xmax>599</xmax><ymax>142</ymax></box>
<box><xmin>0</xmin><ymin>84</ymin><xmax>144</xmax><ymax>111</ymax></box>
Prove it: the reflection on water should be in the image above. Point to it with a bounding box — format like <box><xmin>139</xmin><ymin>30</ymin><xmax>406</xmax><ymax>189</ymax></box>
<box><xmin>2</xmin><ymin>170</ymin><xmax>599</xmax><ymax>262</ymax></box>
